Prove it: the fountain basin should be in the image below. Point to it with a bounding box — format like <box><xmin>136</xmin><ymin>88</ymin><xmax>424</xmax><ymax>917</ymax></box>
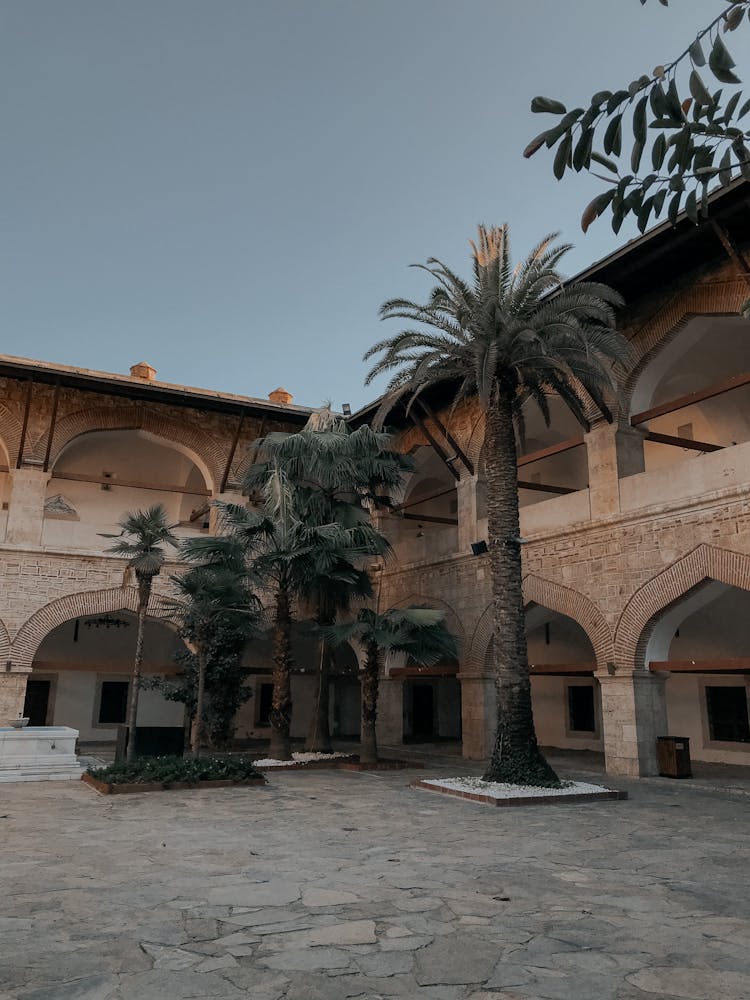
<box><xmin>0</xmin><ymin>726</ymin><xmax>83</xmax><ymax>782</ymax></box>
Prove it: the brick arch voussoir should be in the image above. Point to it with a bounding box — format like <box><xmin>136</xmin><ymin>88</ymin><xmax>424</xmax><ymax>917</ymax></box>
<box><xmin>621</xmin><ymin>277</ymin><xmax>748</xmax><ymax>412</ymax></box>
<box><xmin>41</xmin><ymin>405</ymin><xmax>224</xmax><ymax>492</ymax></box>
<box><xmin>11</xmin><ymin>587</ymin><xmax>182</xmax><ymax>672</ymax></box>
<box><xmin>0</xmin><ymin>403</ymin><xmax>23</xmax><ymax>469</ymax></box>
<box><xmin>615</xmin><ymin>544</ymin><xmax>750</xmax><ymax>672</ymax></box>
<box><xmin>466</xmin><ymin>576</ymin><xmax>613</xmax><ymax>674</ymax></box>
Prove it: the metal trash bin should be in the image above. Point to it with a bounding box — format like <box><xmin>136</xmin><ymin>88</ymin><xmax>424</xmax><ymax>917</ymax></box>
<box><xmin>656</xmin><ymin>736</ymin><xmax>692</xmax><ymax>778</ymax></box>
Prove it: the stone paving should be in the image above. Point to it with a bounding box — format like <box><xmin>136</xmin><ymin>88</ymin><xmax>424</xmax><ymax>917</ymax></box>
<box><xmin>1</xmin><ymin>754</ymin><xmax>750</xmax><ymax>999</ymax></box>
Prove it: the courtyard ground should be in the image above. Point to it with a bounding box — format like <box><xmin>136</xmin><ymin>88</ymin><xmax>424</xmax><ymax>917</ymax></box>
<box><xmin>1</xmin><ymin>752</ymin><xmax>749</xmax><ymax>1000</ymax></box>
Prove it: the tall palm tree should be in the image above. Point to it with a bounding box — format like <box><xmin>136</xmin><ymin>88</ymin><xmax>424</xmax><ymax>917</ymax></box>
<box><xmin>246</xmin><ymin>407</ymin><xmax>408</xmax><ymax>752</ymax></box>
<box><xmin>170</xmin><ymin>554</ymin><xmax>261</xmax><ymax>756</ymax></box>
<box><xmin>323</xmin><ymin>607</ymin><xmax>458</xmax><ymax>764</ymax></box>
<box><xmin>365</xmin><ymin>226</ymin><xmax>629</xmax><ymax>786</ymax></box>
<box><xmin>102</xmin><ymin>504</ymin><xmax>179</xmax><ymax>761</ymax></box>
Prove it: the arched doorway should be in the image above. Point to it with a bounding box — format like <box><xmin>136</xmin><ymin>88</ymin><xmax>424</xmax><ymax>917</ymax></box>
<box><xmin>646</xmin><ymin>584</ymin><xmax>750</xmax><ymax>765</ymax></box>
<box><xmin>25</xmin><ymin>609</ymin><xmax>186</xmax><ymax>745</ymax></box>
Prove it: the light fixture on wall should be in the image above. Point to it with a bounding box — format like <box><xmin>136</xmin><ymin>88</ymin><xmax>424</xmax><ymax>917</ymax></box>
<box><xmin>83</xmin><ymin>616</ymin><xmax>130</xmax><ymax>630</ymax></box>
<box><xmin>341</xmin><ymin>403</ymin><xmax>352</xmax><ymax>417</ymax></box>
<box><xmin>471</xmin><ymin>540</ymin><xmax>488</xmax><ymax>556</ymax></box>
<box><xmin>416</xmin><ymin>523</ymin><xmax>424</xmax><ymax>538</ymax></box>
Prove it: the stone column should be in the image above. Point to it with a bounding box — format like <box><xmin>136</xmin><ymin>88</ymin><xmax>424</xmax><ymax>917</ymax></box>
<box><xmin>208</xmin><ymin>490</ymin><xmax>245</xmax><ymax>535</ymax></box>
<box><xmin>0</xmin><ymin>671</ymin><xmax>30</xmax><ymax>724</ymax></box>
<box><xmin>456</xmin><ymin>475</ymin><xmax>480</xmax><ymax>555</ymax></box>
<box><xmin>459</xmin><ymin>674</ymin><xmax>496</xmax><ymax>759</ymax></box>
<box><xmin>597</xmin><ymin>670</ymin><xmax>668</xmax><ymax>776</ymax></box>
<box><xmin>375</xmin><ymin>677</ymin><xmax>403</xmax><ymax>749</ymax></box>
<box><xmin>584</xmin><ymin>423</ymin><xmax>645</xmax><ymax>520</ymax></box>
<box><xmin>6</xmin><ymin>469</ymin><xmax>51</xmax><ymax>546</ymax></box>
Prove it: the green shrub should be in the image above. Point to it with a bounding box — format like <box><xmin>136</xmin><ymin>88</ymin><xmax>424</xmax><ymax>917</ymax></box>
<box><xmin>87</xmin><ymin>755</ymin><xmax>263</xmax><ymax>787</ymax></box>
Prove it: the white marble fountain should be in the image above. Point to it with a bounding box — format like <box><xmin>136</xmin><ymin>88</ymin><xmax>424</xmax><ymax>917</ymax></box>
<box><xmin>0</xmin><ymin>723</ymin><xmax>84</xmax><ymax>782</ymax></box>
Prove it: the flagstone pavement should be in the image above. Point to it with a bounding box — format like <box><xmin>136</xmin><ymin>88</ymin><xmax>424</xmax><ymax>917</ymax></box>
<box><xmin>1</xmin><ymin>755</ymin><xmax>749</xmax><ymax>1000</ymax></box>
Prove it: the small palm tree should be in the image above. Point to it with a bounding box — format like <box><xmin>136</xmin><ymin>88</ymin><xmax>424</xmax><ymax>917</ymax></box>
<box><xmin>247</xmin><ymin>407</ymin><xmax>408</xmax><ymax>752</ymax></box>
<box><xmin>103</xmin><ymin>505</ymin><xmax>179</xmax><ymax>761</ymax></box>
<box><xmin>323</xmin><ymin>607</ymin><xmax>457</xmax><ymax>763</ymax></box>
<box><xmin>170</xmin><ymin>554</ymin><xmax>261</xmax><ymax>756</ymax></box>
<box><xmin>365</xmin><ymin>226</ymin><xmax>629</xmax><ymax>786</ymax></box>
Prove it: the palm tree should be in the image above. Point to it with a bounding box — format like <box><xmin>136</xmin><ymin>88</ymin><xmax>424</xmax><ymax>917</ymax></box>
<box><xmin>170</xmin><ymin>554</ymin><xmax>261</xmax><ymax>756</ymax></box>
<box><xmin>246</xmin><ymin>407</ymin><xmax>408</xmax><ymax>752</ymax></box>
<box><xmin>102</xmin><ymin>504</ymin><xmax>179</xmax><ymax>761</ymax></box>
<box><xmin>322</xmin><ymin>607</ymin><xmax>457</xmax><ymax>763</ymax></box>
<box><xmin>365</xmin><ymin>226</ymin><xmax>629</xmax><ymax>786</ymax></box>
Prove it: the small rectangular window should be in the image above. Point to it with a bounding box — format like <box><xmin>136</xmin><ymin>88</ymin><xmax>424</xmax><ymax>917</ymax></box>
<box><xmin>98</xmin><ymin>681</ymin><xmax>129</xmax><ymax>725</ymax></box>
<box><xmin>706</xmin><ymin>686</ymin><xmax>750</xmax><ymax>743</ymax></box>
<box><xmin>677</xmin><ymin>422</ymin><xmax>694</xmax><ymax>441</ymax></box>
<box><xmin>568</xmin><ymin>685</ymin><xmax>596</xmax><ymax>733</ymax></box>
<box><xmin>258</xmin><ymin>683</ymin><xmax>274</xmax><ymax>726</ymax></box>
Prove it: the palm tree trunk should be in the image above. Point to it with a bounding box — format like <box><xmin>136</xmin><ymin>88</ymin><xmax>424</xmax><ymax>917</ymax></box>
<box><xmin>360</xmin><ymin>640</ymin><xmax>381</xmax><ymax>764</ymax></box>
<box><xmin>192</xmin><ymin>646</ymin><xmax>207</xmax><ymax>757</ymax></box>
<box><xmin>306</xmin><ymin>628</ymin><xmax>333</xmax><ymax>754</ymax></box>
<box><xmin>483</xmin><ymin>393</ymin><xmax>559</xmax><ymax>786</ymax></box>
<box><xmin>126</xmin><ymin>575</ymin><xmax>151</xmax><ymax>762</ymax></box>
<box><xmin>269</xmin><ymin>578</ymin><xmax>293</xmax><ymax>760</ymax></box>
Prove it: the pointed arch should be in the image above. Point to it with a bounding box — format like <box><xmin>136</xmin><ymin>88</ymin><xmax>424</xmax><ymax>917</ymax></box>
<box><xmin>11</xmin><ymin>587</ymin><xmax>182</xmax><ymax>672</ymax></box>
<box><xmin>389</xmin><ymin>593</ymin><xmax>465</xmax><ymax>648</ymax></box>
<box><xmin>615</xmin><ymin>543</ymin><xmax>750</xmax><ymax>672</ymax></box>
<box><xmin>32</xmin><ymin>404</ymin><xmax>225</xmax><ymax>492</ymax></box>
<box><xmin>466</xmin><ymin>575</ymin><xmax>613</xmax><ymax>674</ymax></box>
<box><xmin>0</xmin><ymin>402</ymin><xmax>23</xmax><ymax>469</ymax></box>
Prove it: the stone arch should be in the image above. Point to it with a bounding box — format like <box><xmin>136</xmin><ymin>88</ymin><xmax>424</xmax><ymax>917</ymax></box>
<box><xmin>0</xmin><ymin>402</ymin><xmax>23</xmax><ymax>469</ymax></box>
<box><xmin>0</xmin><ymin>616</ymin><xmax>11</xmax><ymax>667</ymax></box>
<box><xmin>389</xmin><ymin>593</ymin><xmax>466</xmax><ymax>649</ymax></box>
<box><xmin>11</xmin><ymin>587</ymin><xmax>183</xmax><ymax>672</ymax></box>
<box><xmin>615</xmin><ymin>543</ymin><xmax>750</xmax><ymax>673</ymax></box>
<box><xmin>33</xmin><ymin>405</ymin><xmax>225</xmax><ymax>492</ymax></box>
<box><xmin>620</xmin><ymin>274</ymin><xmax>748</xmax><ymax>412</ymax></box>
<box><xmin>466</xmin><ymin>575</ymin><xmax>613</xmax><ymax>673</ymax></box>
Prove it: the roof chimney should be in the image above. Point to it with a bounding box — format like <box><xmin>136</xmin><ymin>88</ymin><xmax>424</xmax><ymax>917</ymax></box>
<box><xmin>130</xmin><ymin>361</ymin><xmax>157</xmax><ymax>381</ymax></box>
<box><xmin>268</xmin><ymin>386</ymin><xmax>293</xmax><ymax>406</ymax></box>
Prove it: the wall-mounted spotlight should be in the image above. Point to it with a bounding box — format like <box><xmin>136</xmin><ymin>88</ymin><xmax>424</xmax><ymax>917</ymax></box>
<box><xmin>341</xmin><ymin>403</ymin><xmax>352</xmax><ymax>417</ymax></box>
<box><xmin>416</xmin><ymin>523</ymin><xmax>424</xmax><ymax>538</ymax></box>
<box><xmin>471</xmin><ymin>540</ymin><xmax>488</xmax><ymax>556</ymax></box>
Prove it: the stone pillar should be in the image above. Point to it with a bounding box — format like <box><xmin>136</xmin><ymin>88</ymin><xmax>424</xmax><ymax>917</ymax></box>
<box><xmin>0</xmin><ymin>671</ymin><xmax>30</xmax><ymax>724</ymax></box>
<box><xmin>459</xmin><ymin>674</ymin><xmax>496</xmax><ymax>759</ymax></box>
<box><xmin>208</xmin><ymin>490</ymin><xmax>245</xmax><ymax>535</ymax></box>
<box><xmin>376</xmin><ymin>677</ymin><xmax>403</xmax><ymax>749</ymax></box>
<box><xmin>456</xmin><ymin>475</ymin><xmax>480</xmax><ymax>555</ymax></box>
<box><xmin>584</xmin><ymin>423</ymin><xmax>645</xmax><ymax>520</ymax></box>
<box><xmin>597</xmin><ymin>670</ymin><xmax>668</xmax><ymax>776</ymax></box>
<box><xmin>6</xmin><ymin>469</ymin><xmax>51</xmax><ymax>546</ymax></box>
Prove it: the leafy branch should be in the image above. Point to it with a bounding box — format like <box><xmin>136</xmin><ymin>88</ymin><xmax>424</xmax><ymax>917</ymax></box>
<box><xmin>524</xmin><ymin>0</ymin><xmax>750</xmax><ymax>233</ymax></box>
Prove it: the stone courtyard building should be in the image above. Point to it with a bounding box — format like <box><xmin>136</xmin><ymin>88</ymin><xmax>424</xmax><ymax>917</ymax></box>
<box><xmin>1</xmin><ymin>180</ymin><xmax>750</xmax><ymax>777</ymax></box>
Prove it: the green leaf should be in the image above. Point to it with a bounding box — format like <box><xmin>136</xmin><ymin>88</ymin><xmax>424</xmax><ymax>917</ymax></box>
<box><xmin>689</xmin><ymin>38</ymin><xmax>706</xmax><ymax>67</ymax></box>
<box><xmin>591</xmin><ymin>150</ymin><xmax>619</xmax><ymax>173</ymax></box>
<box><xmin>631</xmin><ymin>139</ymin><xmax>645</xmax><ymax>173</ymax></box>
<box><xmin>719</xmin><ymin>146</ymin><xmax>733</xmax><ymax>185</ymax></box>
<box><xmin>637</xmin><ymin>195</ymin><xmax>654</xmax><ymax>233</ymax></box>
<box><xmin>590</xmin><ymin>90</ymin><xmax>613</xmax><ymax>108</ymax></box>
<box><xmin>581</xmin><ymin>188</ymin><xmax>615</xmax><ymax>233</ymax></box>
<box><xmin>633</xmin><ymin>95</ymin><xmax>648</xmax><ymax>144</ymax></box>
<box><xmin>667</xmin><ymin>190</ymin><xmax>682</xmax><ymax>225</ymax></box>
<box><xmin>709</xmin><ymin>34</ymin><xmax>741</xmax><ymax>86</ymax></box>
<box><xmin>531</xmin><ymin>96</ymin><xmax>567</xmax><ymax>115</ymax></box>
<box><xmin>723</xmin><ymin>91</ymin><xmax>742</xmax><ymax>123</ymax></box>
<box><xmin>685</xmin><ymin>189</ymin><xmax>698</xmax><ymax>224</ymax></box>
<box><xmin>523</xmin><ymin>131</ymin><xmax>548</xmax><ymax>158</ymax></box>
<box><xmin>553</xmin><ymin>131</ymin><xmax>572</xmax><ymax>179</ymax></box>
<box><xmin>689</xmin><ymin>69</ymin><xmax>714</xmax><ymax>107</ymax></box>
<box><xmin>606</xmin><ymin>90</ymin><xmax>630</xmax><ymax>114</ymax></box>
<box><xmin>573</xmin><ymin>128</ymin><xmax>594</xmax><ymax>171</ymax></box>
<box><xmin>724</xmin><ymin>4</ymin><xmax>744</xmax><ymax>32</ymax></box>
<box><xmin>652</xmin><ymin>132</ymin><xmax>667</xmax><ymax>169</ymax></box>
<box><xmin>666</xmin><ymin>79</ymin><xmax>685</xmax><ymax>120</ymax></box>
<box><xmin>653</xmin><ymin>188</ymin><xmax>667</xmax><ymax>217</ymax></box>
<box><xmin>603</xmin><ymin>114</ymin><xmax>623</xmax><ymax>156</ymax></box>
<box><xmin>738</xmin><ymin>97</ymin><xmax>750</xmax><ymax>119</ymax></box>
<box><xmin>650</xmin><ymin>82</ymin><xmax>668</xmax><ymax>117</ymax></box>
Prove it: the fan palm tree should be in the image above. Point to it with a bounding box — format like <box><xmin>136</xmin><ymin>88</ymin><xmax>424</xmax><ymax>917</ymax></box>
<box><xmin>365</xmin><ymin>226</ymin><xmax>629</xmax><ymax>786</ymax></box>
<box><xmin>170</xmin><ymin>553</ymin><xmax>261</xmax><ymax>756</ymax></box>
<box><xmin>246</xmin><ymin>407</ymin><xmax>408</xmax><ymax>752</ymax></box>
<box><xmin>102</xmin><ymin>504</ymin><xmax>179</xmax><ymax>761</ymax></box>
<box><xmin>322</xmin><ymin>607</ymin><xmax>458</xmax><ymax>763</ymax></box>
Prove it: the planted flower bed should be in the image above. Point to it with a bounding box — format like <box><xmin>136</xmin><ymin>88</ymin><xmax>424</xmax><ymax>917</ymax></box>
<box><xmin>413</xmin><ymin>776</ymin><xmax>627</xmax><ymax>807</ymax></box>
<box><xmin>83</xmin><ymin>755</ymin><xmax>266</xmax><ymax>795</ymax></box>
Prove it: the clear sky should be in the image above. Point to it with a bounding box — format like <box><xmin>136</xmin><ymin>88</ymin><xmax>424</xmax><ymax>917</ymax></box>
<box><xmin>1</xmin><ymin>1</ymin><xmax>712</xmax><ymax>410</ymax></box>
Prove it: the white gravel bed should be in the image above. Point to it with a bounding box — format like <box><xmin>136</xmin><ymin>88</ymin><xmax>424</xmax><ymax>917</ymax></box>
<box><xmin>422</xmin><ymin>776</ymin><xmax>612</xmax><ymax>798</ymax></box>
<box><xmin>253</xmin><ymin>751</ymin><xmax>353</xmax><ymax>767</ymax></box>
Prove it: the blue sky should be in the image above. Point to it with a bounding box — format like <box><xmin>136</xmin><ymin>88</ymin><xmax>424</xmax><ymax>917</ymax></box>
<box><xmin>1</xmin><ymin>1</ymin><xmax>712</xmax><ymax>409</ymax></box>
